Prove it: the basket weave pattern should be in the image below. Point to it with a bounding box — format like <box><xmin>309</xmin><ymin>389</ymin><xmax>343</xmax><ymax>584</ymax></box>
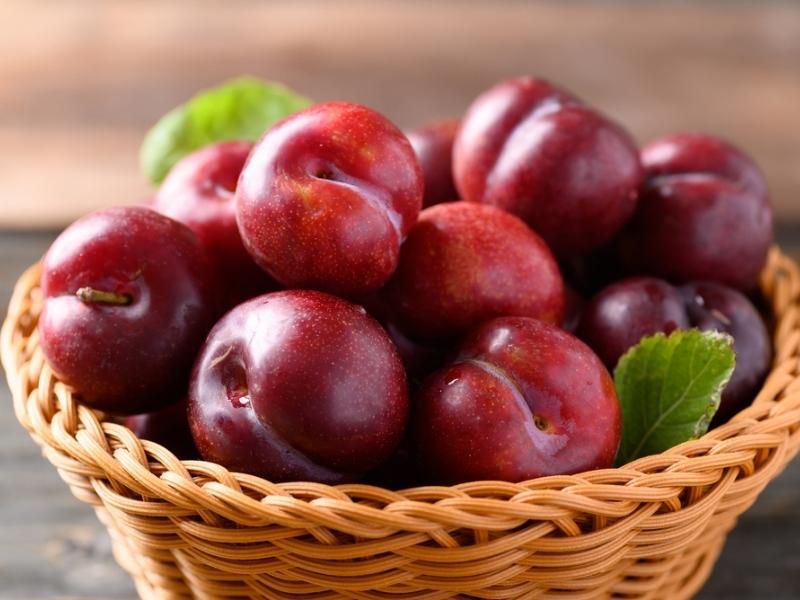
<box><xmin>3</xmin><ymin>249</ymin><xmax>800</xmax><ymax>599</ymax></box>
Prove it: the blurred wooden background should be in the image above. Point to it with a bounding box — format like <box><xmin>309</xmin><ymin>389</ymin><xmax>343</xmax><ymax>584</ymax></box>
<box><xmin>0</xmin><ymin>0</ymin><xmax>798</xmax><ymax>229</ymax></box>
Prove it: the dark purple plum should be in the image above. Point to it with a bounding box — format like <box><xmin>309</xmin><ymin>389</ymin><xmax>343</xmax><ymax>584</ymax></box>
<box><xmin>618</xmin><ymin>133</ymin><xmax>773</xmax><ymax>291</ymax></box>
<box><xmin>39</xmin><ymin>207</ymin><xmax>221</xmax><ymax>414</ymax></box>
<box><xmin>679</xmin><ymin>282</ymin><xmax>772</xmax><ymax>423</ymax></box>
<box><xmin>578</xmin><ymin>276</ymin><xmax>771</xmax><ymax>424</ymax></box>
<box><xmin>125</xmin><ymin>398</ymin><xmax>198</xmax><ymax>459</ymax></box>
<box><xmin>577</xmin><ymin>277</ymin><xmax>690</xmax><ymax>370</ymax></box>
<box><xmin>188</xmin><ymin>290</ymin><xmax>409</xmax><ymax>483</ymax></box>
<box><xmin>362</xmin><ymin>441</ymin><xmax>418</xmax><ymax>490</ymax></box>
<box><xmin>356</xmin><ymin>291</ymin><xmax>448</xmax><ymax>386</ymax></box>
<box><xmin>384</xmin><ymin>321</ymin><xmax>448</xmax><ymax>386</ymax></box>
<box><xmin>562</xmin><ymin>284</ymin><xmax>585</xmax><ymax>334</ymax></box>
<box><xmin>561</xmin><ymin>243</ymin><xmax>626</xmax><ymax>297</ymax></box>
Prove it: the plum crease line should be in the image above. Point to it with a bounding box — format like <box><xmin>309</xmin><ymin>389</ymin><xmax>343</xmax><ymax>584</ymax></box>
<box><xmin>460</xmin><ymin>358</ymin><xmax>541</xmax><ymax>440</ymax></box>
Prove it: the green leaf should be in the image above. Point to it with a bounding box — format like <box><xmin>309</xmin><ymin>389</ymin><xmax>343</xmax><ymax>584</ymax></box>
<box><xmin>614</xmin><ymin>330</ymin><xmax>736</xmax><ymax>466</ymax></box>
<box><xmin>140</xmin><ymin>76</ymin><xmax>312</xmax><ymax>184</ymax></box>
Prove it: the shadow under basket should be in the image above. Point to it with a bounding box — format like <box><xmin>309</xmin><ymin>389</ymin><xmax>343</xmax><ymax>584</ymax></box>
<box><xmin>3</xmin><ymin>249</ymin><xmax>800</xmax><ymax>600</ymax></box>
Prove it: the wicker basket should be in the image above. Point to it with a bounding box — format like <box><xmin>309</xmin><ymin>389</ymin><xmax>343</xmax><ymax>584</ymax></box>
<box><xmin>3</xmin><ymin>249</ymin><xmax>800</xmax><ymax>600</ymax></box>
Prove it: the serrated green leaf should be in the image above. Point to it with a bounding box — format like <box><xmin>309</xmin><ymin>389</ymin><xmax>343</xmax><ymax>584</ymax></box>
<box><xmin>614</xmin><ymin>330</ymin><xmax>735</xmax><ymax>466</ymax></box>
<box><xmin>140</xmin><ymin>76</ymin><xmax>312</xmax><ymax>184</ymax></box>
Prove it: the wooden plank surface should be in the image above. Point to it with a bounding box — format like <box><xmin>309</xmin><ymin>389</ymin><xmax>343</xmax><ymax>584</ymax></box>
<box><xmin>1</xmin><ymin>230</ymin><xmax>800</xmax><ymax>598</ymax></box>
<box><xmin>1</xmin><ymin>0</ymin><xmax>799</xmax><ymax>229</ymax></box>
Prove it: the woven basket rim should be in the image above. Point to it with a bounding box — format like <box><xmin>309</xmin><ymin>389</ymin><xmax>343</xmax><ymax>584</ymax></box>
<box><xmin>3</xmin><ymin>248</ymin><xmax>800</xmax><ymax>520</ymax></box>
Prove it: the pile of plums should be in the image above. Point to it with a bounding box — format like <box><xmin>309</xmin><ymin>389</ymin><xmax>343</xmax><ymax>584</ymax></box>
<box><xmin>38</xmin><ymin>76</ymin><xmax>773</xmax><ymax>487</ymax></box>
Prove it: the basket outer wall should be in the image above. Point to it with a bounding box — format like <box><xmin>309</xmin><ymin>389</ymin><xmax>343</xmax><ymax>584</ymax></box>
<box><xmin>3</xmin><ymin>248</ymin><xmax>800</xmax><ymax>599</ymax></box>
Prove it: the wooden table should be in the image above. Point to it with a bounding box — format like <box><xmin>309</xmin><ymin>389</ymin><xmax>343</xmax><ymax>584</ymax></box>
<box><xmin>2</xmin><ymin>231</ymin><xmax>800</xmax><ymax>598</ymax></box>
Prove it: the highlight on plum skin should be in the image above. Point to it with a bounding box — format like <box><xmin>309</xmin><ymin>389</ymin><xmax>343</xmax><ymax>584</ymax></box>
<box><xmin>453</xmin><ymin>76</ymin><xmax>643</xmax><ymax>258</ymax></box>
<box><xmin>235</xmin><ymin>101</ymin><xmax>424</xmax><ymax>298</ymax></box>
<box><xmin>188</xmin><ymin>289</ymin><xmax>409</xmax><ymax>484</ymax></box>
<box><xmin>413</xmin><ymin>317</ymin><xmax>621</xmax><ymax>485</ymax></box>
<box><xmin>38</xmin><ymin>206</ymin><xmax>222</xmax><ymax>415</ymax></box>
<box><xmin>617</xmin><ymin>133</ymin><xmax>773</xmax><ymax>291</ymax></box>
<box><xmin>577</xmin><ymin>276</ymin><xmax>772</xmax><ymax>423</ymax></box>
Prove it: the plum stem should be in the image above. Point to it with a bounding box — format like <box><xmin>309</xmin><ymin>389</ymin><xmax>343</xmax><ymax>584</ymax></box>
<box><xmin>76</xmin><ymin>287</ymin><xmax>132</xmax><ymax>306</ymax></box>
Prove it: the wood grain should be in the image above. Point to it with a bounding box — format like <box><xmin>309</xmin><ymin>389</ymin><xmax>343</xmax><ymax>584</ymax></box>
<box><xmin>0</xmin><ymin>0</ymin><xmax>798</xmax><ymax>228</ymax></box>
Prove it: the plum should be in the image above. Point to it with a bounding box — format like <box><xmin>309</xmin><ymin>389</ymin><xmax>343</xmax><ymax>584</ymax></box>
<box><xmin>384</xmin><ymin>201</ymin><xmax>564</xmax><ymax>342</ymax></box>
<box><xmin>406</xmin><ymin>118</ymin><xmax>460</xmax><ymax>207</ymax></box>
<box><xmin>577</xmin><ymin>277</ymin><xmax>690</xmax><ymax>369</ymax></box>
<box><xmin>453</xmin><ymin>76</ymin><xmax>642</xmax><ymax>257</ymax></box>
<box><xmin>125</xmin><ymin>398</ymin><xmax>198</xmax><ymax>459</ymax></box>
<box><xmin>188</xmin><ymin>290</ymin><xmax>409</xmax><ymax>483</ymax></box>
<box><xmin>680</xmin><ymin>282</ymin><xmax>772</xmax><ymax>422</ymax></box>
<box><xmin>39</xmin><ymin>207</ymin><xmax>221</xmax><ymax>414</ymax></box>
<box><xmin>618</xmin><ymin>133</ymin><xmax>772</xmax><ymax>291</ymax></box>
<box><xmin>413</xmin><ymin>317</ymin><xmax>620</xmax><ymax>484</ymax></box>
<box><xmin>578</xmin><ymin>277</ymin><xmax>771</xmax><ymax>423</ymax></box>
<box><xmin>154</xmin><ymin>141</ymin><xmax>279</xmax><ymax>306</ymax></box>
<box><xmin>236</xmin><ymin>102</ymin><xmax>423</xmax><ymax>298</ymax></box>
